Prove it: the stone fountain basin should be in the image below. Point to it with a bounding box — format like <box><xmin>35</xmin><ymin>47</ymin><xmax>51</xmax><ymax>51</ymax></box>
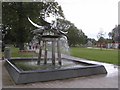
<box><xmin>5</xmin><ymin>58</ymin><xmax>107</xmax><ymax>84</ymax></box>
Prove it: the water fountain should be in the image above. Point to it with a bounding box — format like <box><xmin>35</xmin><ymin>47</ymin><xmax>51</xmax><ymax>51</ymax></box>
<box><xmin>5</xmin><ymin>4</ymin><xmax>107</xmax><ymax>84</ymax></box>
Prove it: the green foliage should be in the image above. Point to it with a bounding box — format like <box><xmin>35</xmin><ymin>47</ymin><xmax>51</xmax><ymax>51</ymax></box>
<box><xmin>2</xmin><ymin>2</ymin><xmax>64</xmax><ymax>50</ymax></box>
<box><xmin>111</xmin><ymin>25</ymin><xmax>120</xmax><ymax>43</ymax></box>
<box><xmin>98</xmin><ymin>37</ymin><xmax>106</xmax><ymax>43</ymax></box>
<box><xmin>67</xmin><ymin>23</ymin><xmax>87</xmax><ymax>46</ymax></box>
<box><xmin>70</xmin><ymin>47</ymin><xmax>118</xmax><ymax>65</ymax></box>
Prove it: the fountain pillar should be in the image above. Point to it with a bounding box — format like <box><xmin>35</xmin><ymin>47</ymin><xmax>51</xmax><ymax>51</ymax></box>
<box><xmin>44</xmin><ymin>41</ymin><xmax>47</xmax><ymax>64</ymax></box>
<box><xmin>52</xmin><ymin>39</ymin><xmax>56</xmax><ymax>65</ymax></box>
<box><xmin>57</xmin><ymin>38</ymin><xmax>61</xmax><ymax>65</ymax></box>
<box><xmin>37</xmin><ymin>38</ymin><xmax>42</xmax><ymax>65</ymax></box>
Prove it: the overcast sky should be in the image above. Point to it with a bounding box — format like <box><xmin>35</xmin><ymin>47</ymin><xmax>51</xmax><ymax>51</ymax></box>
<box><xmin>56</xmin><ymin>0</ymin><xmax>119</xmax><ymax>40</ymax></box>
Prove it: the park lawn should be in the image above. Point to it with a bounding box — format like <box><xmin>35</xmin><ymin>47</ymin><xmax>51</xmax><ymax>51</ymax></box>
<box><xmin>10</xmin><ymin>47</ymin><xmax>119</xmax><ymax>65</ymax></box>
<box><xmin>70</xmin><ymin>47</ymin><xmax>118</xmax><ymax>65</ymax></box>
<box><xmin>11</xmin><ymin>47</ymin><xmax>37</xmax><ymax>57</ymax></box>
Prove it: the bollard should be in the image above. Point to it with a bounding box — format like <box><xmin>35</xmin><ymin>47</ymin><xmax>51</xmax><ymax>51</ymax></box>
<box><xmin>4</xmin><ymin>47</ymin><xmax>11</xmax><ymax>59</ymax></box>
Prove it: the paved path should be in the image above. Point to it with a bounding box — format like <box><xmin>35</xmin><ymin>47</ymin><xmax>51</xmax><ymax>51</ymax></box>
<box><xmin>0</xmin><ymin>55</ymin><xmax>119</xmax><ymax>88</ymax></box>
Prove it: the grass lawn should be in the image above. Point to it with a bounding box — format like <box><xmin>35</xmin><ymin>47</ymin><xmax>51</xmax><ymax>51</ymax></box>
<box><xmin>70</xmin><ymin>47</ymin><xmax>118</xmax><ymax>65</ymax></box>
<box><xmin>11</xmin><ymin>47</ymin><xmax>38</xmax><ymax>57</ymax></box>
<box><xmin>9</xmin><ymin>46</ymin><xmax>119</xmax><ymax>65</ymax></box>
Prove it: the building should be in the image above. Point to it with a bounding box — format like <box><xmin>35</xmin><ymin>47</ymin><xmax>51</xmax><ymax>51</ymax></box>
<box><xmin>110</xmin><ymin>25</ymin><xmax>120</xmax><ymax>49</ymax></box>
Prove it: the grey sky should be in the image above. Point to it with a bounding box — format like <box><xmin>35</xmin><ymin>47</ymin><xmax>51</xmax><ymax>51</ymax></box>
<box><xmin>56</xmin><ymin>0</ymin><xmax>118</xmax><ymax>40</ymax></box>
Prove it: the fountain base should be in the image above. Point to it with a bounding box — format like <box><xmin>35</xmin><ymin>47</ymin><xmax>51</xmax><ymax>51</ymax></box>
<box><xmin>5</xmin><ymin>58</ymin><xmax>107</xmax><ymax>84</ymax></box>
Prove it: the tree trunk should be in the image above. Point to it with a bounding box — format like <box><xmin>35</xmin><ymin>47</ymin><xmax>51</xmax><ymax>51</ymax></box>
<box><xmin>17</xmin><ymin>2</ymin><xmax>25</xmax><ymax>50</ymax></box>
<box><xmin>19</xmin><ymin>43</ymin><xmax>24</xmax><ymax>50</ymax></box>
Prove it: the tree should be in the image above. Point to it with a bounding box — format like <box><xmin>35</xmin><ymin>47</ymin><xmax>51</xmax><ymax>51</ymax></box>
<box><xmin>111</xmin><ymin>25</ymin><xmax>120</xmax><ymax>43</ymax></box>
<box><xmin>108</xmin><ymin>32</ymin><xmax>113</xmax><ymax>39</ymax></box>
<box><xmin>87</xmin><ymin>38</ymin><xmax>97</xmax><ymax>46</ymax></box>
<box><xmin>78</xmin><ymin>30</ymin><xmax>88</xmax><ymax>45</ymax></box>
<box><xmin>107</xmin><ymin>32</ymin><xmax>114</xmax><ymax>43</ymax></box>
<box><xmin>2</xmin><ymin>2</ymin><xmax>88</xmax><ymax>49</ymax></box>
<box><xmin>97</xmin><ymin>30</ymin><xmax>106</xmax><ymax>49</ymax></box>
<box><xmin>2</xmin><ymin>2</ymin><xmax>64</xmax><ymax>50</ymax></box>
<box><xmin>67</xmin><ymin>25</ymin><xmax>80</xmax><ymax>46</ymax></box>
<box><xmin>67</xmin><ymin>22</ymin><xmax>87</xmax><ymax>47</ymax></box>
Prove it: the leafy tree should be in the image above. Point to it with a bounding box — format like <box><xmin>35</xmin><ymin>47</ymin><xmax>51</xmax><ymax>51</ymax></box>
<box><xmin>2</xmin><ymin>2</ymin><xmax>64</xmax><ymax>50</ymax></box>
<box><xmin>97</xmin><ymin>30</ymin><xmax>106</xmax><ymax>49</ymax></box>
<box><xmin>108</xmin><ymin>25</ymin><xmax>120</xmax><ymax>43</ymax></box>
<box><xmin>67</xmin><ymin>22</ymin><xmax>87</xmax><ymax>47</ymax></box>
<box><xmin>108</xmin><ymin>32</ymin><xmax>113</xmax><ymax>39</ymax></box>
<box><xmin>78</xmin><ymin>30</ymin><xmax>88</xmax><ymax>45</ymax></box>
<box><xmin>98</xmin><ymin>37</ymin><xmax>105</xmax><ymax>43</ymax></box>
<box><xmin>67</xmin><ymin>26</ymin><xmax>79</xmax><ymax>46</ymax></box>
<box><xmin>2</xmin><ymin>2</ymin><xmax>88</xmax><ymax>49</ymax></box>
<box><xmin>87</xmin><ymin>38</ymin><xmax>96</xmax><ymax>46</ymax></box>
<box><xmin>112</xmin><ymin>25</ymin><xmax>120</xmax><ymax>43</ymax></box>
